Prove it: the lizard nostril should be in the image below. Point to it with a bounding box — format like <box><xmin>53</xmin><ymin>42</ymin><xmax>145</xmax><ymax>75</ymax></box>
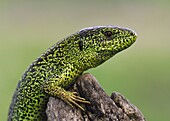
<box><xmin>130</xmin><ymin>32</ymin><xmax>134</xmax><ymax>36</ymax></box>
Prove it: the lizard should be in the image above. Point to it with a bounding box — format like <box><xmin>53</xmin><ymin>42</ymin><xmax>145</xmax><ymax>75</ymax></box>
<box><xmin>8</xmin><ymin>26</ymin><xmax>137</xmax><ymax>120</ymax></box>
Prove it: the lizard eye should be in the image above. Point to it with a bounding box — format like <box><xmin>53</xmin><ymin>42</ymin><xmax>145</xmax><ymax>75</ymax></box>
<box><xmin>104</xmin><ymin>31</ymin><xmax>112</xmax><ymax>37</ymax></box>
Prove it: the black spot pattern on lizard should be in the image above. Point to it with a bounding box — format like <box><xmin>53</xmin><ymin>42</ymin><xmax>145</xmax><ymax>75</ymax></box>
<box><xmin>8</xmin><ymin>26</ymin><xmax>137</xmax><ymax>120</ymax></box>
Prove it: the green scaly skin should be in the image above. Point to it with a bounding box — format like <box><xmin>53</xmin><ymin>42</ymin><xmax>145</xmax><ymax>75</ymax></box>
<box><xmin>8</xmin><ymin>26</ymin><xmax>137</xmax><ymax>120</ymax></box>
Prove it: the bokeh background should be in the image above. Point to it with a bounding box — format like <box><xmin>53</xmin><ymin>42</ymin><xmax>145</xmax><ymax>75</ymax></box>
<box><xmin>0</xmin><ymin>0</ymin><xmax>170</xmax><ymax>120</ymax></box>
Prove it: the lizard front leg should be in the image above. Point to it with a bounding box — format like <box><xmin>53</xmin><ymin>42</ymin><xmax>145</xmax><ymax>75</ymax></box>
<box><xmin>43</xmin><ymin>74</ymin><xmax>90</xmax><ymax>111</ymax></box>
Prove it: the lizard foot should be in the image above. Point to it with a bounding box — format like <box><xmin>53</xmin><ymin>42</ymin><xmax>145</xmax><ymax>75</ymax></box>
<box><xmin>61</xmin><ymin>91</ymin><xmax>90</xmax><ymax>111</ymax></box>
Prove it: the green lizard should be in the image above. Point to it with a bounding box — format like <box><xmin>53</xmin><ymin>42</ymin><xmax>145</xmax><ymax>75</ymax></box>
<box><xmin>8</xmin><ymin>26</ymin><xmax>137</xmax><ymax>120</ymax></box>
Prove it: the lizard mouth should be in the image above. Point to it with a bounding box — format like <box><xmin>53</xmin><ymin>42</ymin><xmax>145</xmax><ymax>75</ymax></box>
<box><xmin>112</xmin><ymin>32</ymin><xmax>137</xmax><ymax>53</ymax></box>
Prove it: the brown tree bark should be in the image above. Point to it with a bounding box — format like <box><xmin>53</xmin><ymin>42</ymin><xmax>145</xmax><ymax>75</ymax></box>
<box><xmin>46</xmin><ymin>73</ymin><xmax>146</xmax><ymax>121</ymax></box>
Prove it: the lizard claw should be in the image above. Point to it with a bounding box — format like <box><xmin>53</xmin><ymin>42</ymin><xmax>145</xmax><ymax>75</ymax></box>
<box><xmin>61</xmin><ymin>91</ymin><xmax>90</xmax><ymax>111</ymax></box>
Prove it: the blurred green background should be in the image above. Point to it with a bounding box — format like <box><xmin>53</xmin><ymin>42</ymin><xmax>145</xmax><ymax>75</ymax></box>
<box><xmin>0</xmin><ymin>0</ymin><xmax>170</xmax><ymax>120</ymax></box>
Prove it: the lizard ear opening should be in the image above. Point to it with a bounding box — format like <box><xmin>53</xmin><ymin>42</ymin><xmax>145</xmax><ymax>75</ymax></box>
<box><xmin>78</xmin><ymin>40</ymin><xmax>83</xmax><ymax>51</ymax></box>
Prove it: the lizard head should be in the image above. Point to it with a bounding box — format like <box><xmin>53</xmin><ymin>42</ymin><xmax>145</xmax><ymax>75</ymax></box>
<box><xmin>78</xmin><ymin>26</ymin><xmax>137</xmax><ymax>65</ymax></box>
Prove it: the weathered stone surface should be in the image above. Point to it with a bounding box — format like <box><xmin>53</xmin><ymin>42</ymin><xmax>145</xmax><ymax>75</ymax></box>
<box><xmin>46</xmin><ymin>73</ymin><xmax>146</xmax><ymax>121</ymax></box>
